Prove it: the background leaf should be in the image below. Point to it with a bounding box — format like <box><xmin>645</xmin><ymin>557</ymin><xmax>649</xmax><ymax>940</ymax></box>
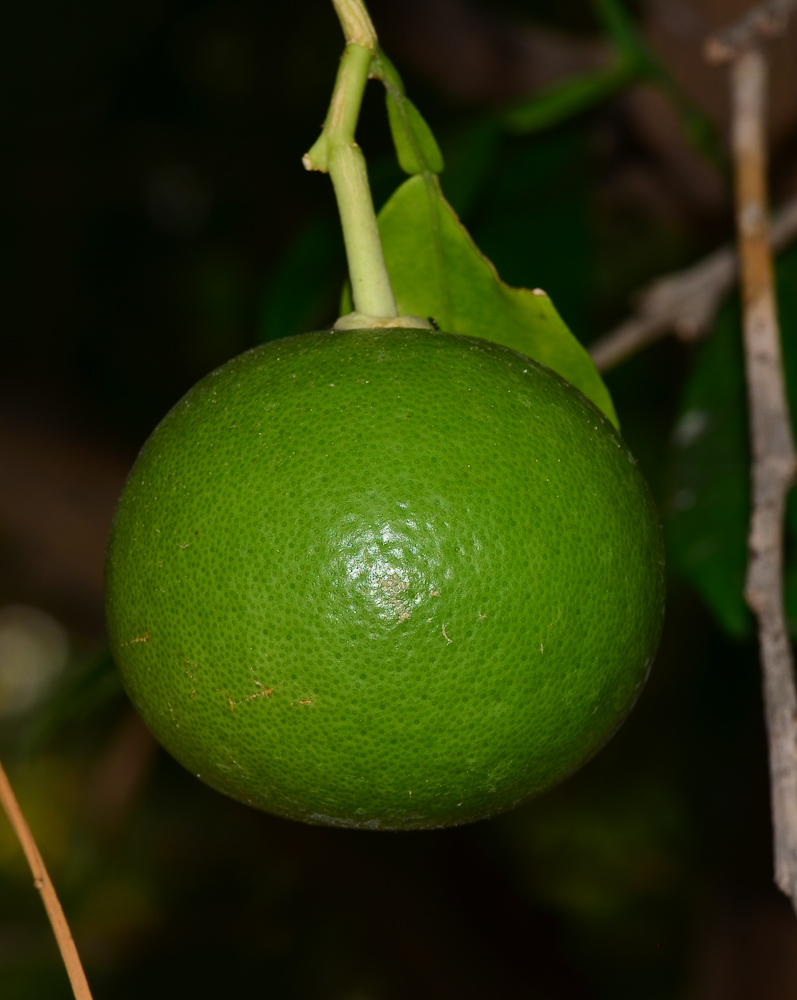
<box><xmin>375</xmin><ymin>173</ymin><xmax>618</xmax><ymax>425</ymax></box>
<box><xmin>258</xmin><ymin>217</ymin><xmax>346</xmax><ymax>343</ymax></box>
<box><xmin>462</xmin><ymin>127</ymin><xmax>593</xmax><ymax>335</ymax></box>
<box><xmin>664</xmin><ymin>242</ymin><xmax>797</xmax><ymax>637</ymax></box>
<box><xmin>500</xmin><ymin>59</ymin><xmax>637</xmax><ymax>136</ymax></box>
<box><xmin>663</xmin><ymin>306</ymin><xmax>751</xmax><ymax>637</ymax></box>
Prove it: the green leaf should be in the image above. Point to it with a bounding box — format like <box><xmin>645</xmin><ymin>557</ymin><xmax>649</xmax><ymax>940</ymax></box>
<box><xmin>375</xmin><ymin>173</ymin><xmax>618</xmax><ymax>426</ymax></box>
<box><xmin>374</xmin><ymin>50</ymin><xmax>444</xmax><ymax>177</ymax></box>
<box><xmin>386</xmin><ymin>92</ymin><xmax>444</xmax><ymax>175</ymax></box>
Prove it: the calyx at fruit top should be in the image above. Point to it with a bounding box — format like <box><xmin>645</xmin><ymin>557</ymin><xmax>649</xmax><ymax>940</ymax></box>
<box><xmin>333</xmin><ymin>311</ymin><xmax>433</xmax><ymax>330</ymax></box>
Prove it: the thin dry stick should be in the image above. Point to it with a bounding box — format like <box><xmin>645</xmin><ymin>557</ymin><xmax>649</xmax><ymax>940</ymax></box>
<box><xmin>705</xmin><ymin>0</ymin><xmax>797</xmax><ymax>64</ymax></box>
<box><xmin>0</xmin><ymin>758</ymin><xmax>93</xmax><ymax>1000</ymax></box>
<box><xmin>588</xmin><ymin>193</ymin><xmax>797</xmax><ymax>373</ymax></box>
<box><xmin>731</xmin><ymin>46</ymin><xmax>797</xmax><ymax>911</ymax></box>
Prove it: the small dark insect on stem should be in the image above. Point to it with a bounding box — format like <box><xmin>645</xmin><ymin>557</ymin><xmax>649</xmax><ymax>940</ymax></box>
<box><xmin>0</xmin><ymin>758</ymin><xmax>94</xmax><ymax>999</ymax></box>
<box><xmin>428</xmin><ymin>316</ymin><xmax>440</xmax><ymax>330</ymax></box>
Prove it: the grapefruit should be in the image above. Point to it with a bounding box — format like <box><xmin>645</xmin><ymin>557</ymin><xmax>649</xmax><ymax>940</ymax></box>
<box><xmin>105</xmin><ymin>327</ymin><xmax>664</xmax><ymax>829</ymax></box>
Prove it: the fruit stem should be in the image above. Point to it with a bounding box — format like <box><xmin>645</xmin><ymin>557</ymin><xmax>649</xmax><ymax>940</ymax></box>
<box><xmin>328</xmin><ymin>0</ymin><xmax>378</xmax><ymax>48</ymax></box>
<box><xmin>303</xmin><ymin>3</ymin><xmax>398</xmax><ymax>320</ymax></box>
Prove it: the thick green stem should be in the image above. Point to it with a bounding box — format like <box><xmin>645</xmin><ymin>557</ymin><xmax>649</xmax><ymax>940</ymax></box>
<box><xmin>304</xmin><ymin>43</ymin><xmax>398</xmax><ymax>319</ymax></box>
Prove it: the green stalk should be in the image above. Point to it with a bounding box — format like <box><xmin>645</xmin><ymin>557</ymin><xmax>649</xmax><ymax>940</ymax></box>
<box><xmin>304</xmin><ymin>41</ymin><xmax>397</xmax><ymax>319</ymax></box>
<box><xmin>303</xmin><ymin>0</ymin><xmax>396</xmax><ymax>321</ymax></box>
<box><xmin>304</xmin><ymin>0</ymin><xmax>431</xmax><ymax>329</ymax></box>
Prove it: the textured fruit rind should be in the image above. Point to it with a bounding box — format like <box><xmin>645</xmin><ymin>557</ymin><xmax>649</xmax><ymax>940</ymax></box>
<box><xmin>105</xmin><ymin>328</ymin><xmax>665</xmax><ymax>829</ymax></box>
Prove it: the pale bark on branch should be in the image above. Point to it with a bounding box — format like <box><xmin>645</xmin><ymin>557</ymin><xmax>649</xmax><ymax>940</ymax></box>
<box><xmin>705</xmin><ymin>0</ymin><xmax>797</xmax><ymax>65</ymax></box>
<box><xmin>731</xmin><ymin>46</ymin><xmax>797</xmax><ymax>913</ymax></box>
<box><xmin>0</xmin><ymin>759</ymin><xmax>93</xmax><ymax>1000</ymax></box>
<box><xmin>588</xmin><ymin>194</ymin><xmax>797</xmax><ymax>373</ymax></box>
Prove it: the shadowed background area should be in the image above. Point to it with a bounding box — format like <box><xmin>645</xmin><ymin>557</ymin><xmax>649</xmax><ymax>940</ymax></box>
<box><xmin>1</xmin><ymin>0</ymin><xmax>797</xmax><ymax>997</ymax></box>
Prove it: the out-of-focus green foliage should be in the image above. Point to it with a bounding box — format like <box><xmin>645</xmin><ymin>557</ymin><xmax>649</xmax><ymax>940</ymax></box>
<box><xmin>20</xmin><ymin>648</ymin><xmax>124</xmax><ymax>755</ymax></box>
<box><xmin>665</xmin><ymin>244</ymin><xmax>797</xmax><ymax>638</ymax></box>
<box><xmin>259</xmin><ymin>217</ymin><xmax>346</xmax><ymax>342</ymax></box>
<box><xmin>501</xmin><ymin>0</ymin><xmax>647</xmax><ymax>135</ymax></box>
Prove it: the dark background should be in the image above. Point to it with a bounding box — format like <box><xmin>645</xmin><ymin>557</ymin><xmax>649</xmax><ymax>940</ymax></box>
<box><xmin>1</xmin><ymin>0</ymin><xmax>797</xmax><ymax>997</ymax></box>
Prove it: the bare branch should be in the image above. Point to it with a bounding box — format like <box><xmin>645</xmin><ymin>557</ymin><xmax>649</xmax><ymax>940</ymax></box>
<box><xmin>589</xmin><ymin>244</ymin><xmax>735</xmax><ymax>373</ymax></box>
<box><xmin>588</xmin><ymin>194</ymin><xmax>797</xmax><ymax>373</ymax></box>
<box><xmin>732</xmin><ymin>47</ymin><xmax>797</xmax><ymax>912</ymax></box>
<box><xmin>0</xmin><ymin>758</ymin><xmax>93</xmax><ymax>1000</ymax></box>
<box><xmin>705</xmin><ymin>0</ymin><xmax>797</xmax><ymax>65</ymax></box>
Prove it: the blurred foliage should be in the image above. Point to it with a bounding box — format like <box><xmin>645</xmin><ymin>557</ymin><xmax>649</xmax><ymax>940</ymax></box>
<box><xmin>0</xmin><ymin>0</ymin><xmax>794</xmax><ymax>997</ymax></box>
<box><xmin>665</xmin><ymin>244</ymin><xmax>797</xmax><ymax>639</ymax></box>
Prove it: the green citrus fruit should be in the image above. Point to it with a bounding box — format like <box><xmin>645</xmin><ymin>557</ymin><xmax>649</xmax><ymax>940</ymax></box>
<box><xmin>105</xmin><ymin>328</ymin><xmax>664</xmax><ymax>829</ymax></box>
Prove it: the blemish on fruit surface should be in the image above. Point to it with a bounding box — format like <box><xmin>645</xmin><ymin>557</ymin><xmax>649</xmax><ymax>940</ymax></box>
<box><xmin>121</xmin><ymin>631</ymin><xmax>149</xmax><ymax>647</ymax></box>
<box><xmin>246</xmin><ymin>683</ymin><xmax>273</xmax><ymax>702</ymax></box>
<box><xmin>299</xmin><ymin>698</ymin><xmax>314</xmax><ymax>705</ymax></box>
<box><xmin>442</xmin><ymin>624</ymin><xmax>452</xmax><ymax>643</ymax></box>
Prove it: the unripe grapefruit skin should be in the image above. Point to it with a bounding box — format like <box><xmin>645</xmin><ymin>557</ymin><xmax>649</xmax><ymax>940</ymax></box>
<box><xmin>105</xmin><ymin>328</ymin><xmax>664</xmax><ymax>829</ymax></box>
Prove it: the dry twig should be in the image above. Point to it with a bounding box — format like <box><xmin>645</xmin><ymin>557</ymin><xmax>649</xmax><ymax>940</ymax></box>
<box><xmin>0</xmin><ymin>758</ymin><xmax>93</xmax><ymax>999</ymax></box>
<box><xmin>596</xmin><ymin>0</ymin><xmax>797</xmax><ymax>912</ymax></box>
<box><xmin>588</xmin><ymin>194</ymin><xmax>797</xmax><ymax>373</ymax></box>
<box><xmin>705</xmin><ymin>0</ymin><xmax>797</xmax><ymax>65</ymax></box>
<box><xmin>730</xmin><ymin>44</ymin><xmax>797</xmax><ymax>913</ymax></box>
<box><xmin>703</xmin><ymin>0</ymin><xmax>797</xmax><ymax>912</ymax></box>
